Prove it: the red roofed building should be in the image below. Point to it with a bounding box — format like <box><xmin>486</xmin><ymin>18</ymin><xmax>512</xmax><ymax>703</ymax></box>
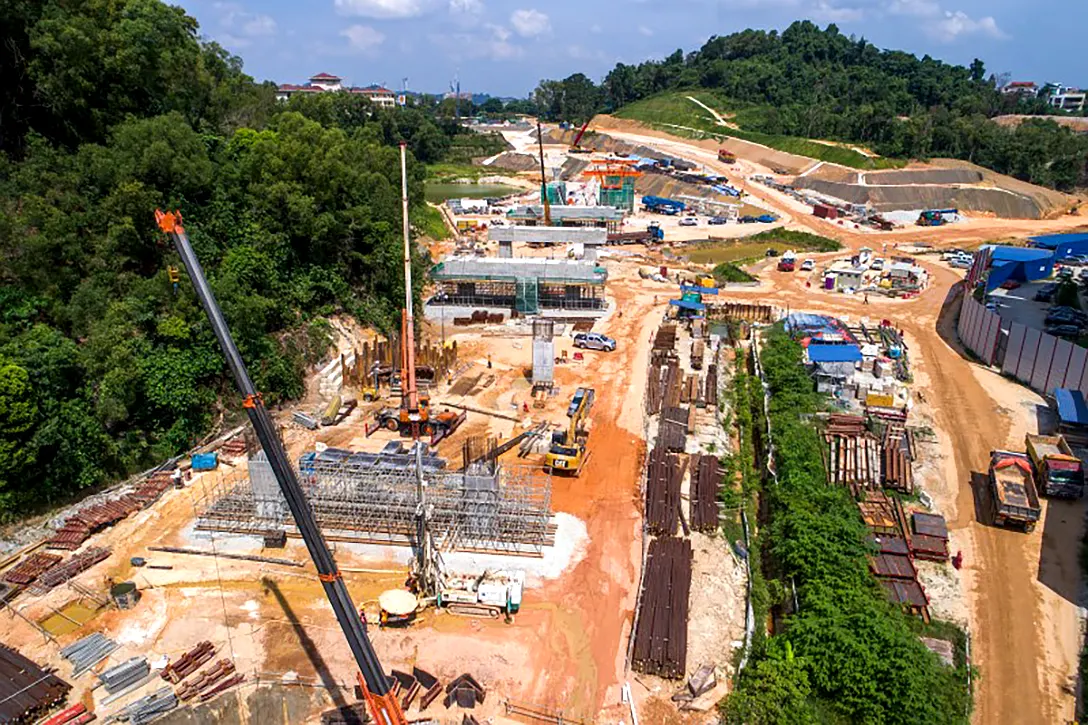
<box><xmin>1002</xmin><ymin>81</ymin><xmax>1039</xmax><ymax>97</ymax></box>
<box><xmin>276</xmin><ymin>73</ymin><xmax>397</xmax><ymax>108</ymax></box>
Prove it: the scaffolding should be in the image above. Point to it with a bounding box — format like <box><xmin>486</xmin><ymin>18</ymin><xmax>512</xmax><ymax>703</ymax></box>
<box><xmin>195</xmin><ymin>455</ymin><xmax>555</xmax><ymax>557</ymax></box>
<box><xmin>430</xmin><ymin>257</ymin><xmax>607</xmax><ymax>313</ymax></box>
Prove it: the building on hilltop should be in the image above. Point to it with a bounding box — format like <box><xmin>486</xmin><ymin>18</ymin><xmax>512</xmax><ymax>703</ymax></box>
<box><xmin>275</xmin><ymin>72</ymin><xmax>398</xmax><ymax>108</ymax></box>
<box><xmin>1001</xmin><ymin>81</ymin><xmax>1039</xmax><ymax>97</ymax></box>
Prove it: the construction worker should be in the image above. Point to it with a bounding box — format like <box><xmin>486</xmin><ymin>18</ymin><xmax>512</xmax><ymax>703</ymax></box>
<box><xmin>487</xmin><ymin>354</ymin><xmax>492</xmax><ymax>370</ymax></box>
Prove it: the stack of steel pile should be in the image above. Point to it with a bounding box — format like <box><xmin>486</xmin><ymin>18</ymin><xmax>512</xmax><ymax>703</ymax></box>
<box><xmin>443</xmin><ymin>673</ymin><xmax>486</xmax><ymax>709</ymax></box>
<box><xmin>30</xmin><ymin>548</ymin><xmax>111</xmax><ymax>594</ymax></box>
<box><xmin>122</xmin><ymin>688</ymin><xmax>178</xmax><ymax>724</ymax></box>
<box><xmin>99</xmin><ymin>657</ymin><xmax>150</xmax><ymax>695</ymax></box>
<box><xmin>0</xmin><ymin>644</ymin><xmax>71</xmax><ymax>723</ymax></box>
<box><xmin>645</xmin><ymin>362</ymin><xmax>664</xmax><ymax>415</ymax></box>
<box><xmin>47</xmin><ymin>500</ymin><xmax>139</xmax><ymax>550</ymax></box>
<box><xmin>881</xmin><ymin>424</ymin><xmax>916</xmax><ymax>494</ymax></box>
<box><xmin>657</xmin><ymin>406</ymin><xmax>688</xmax><ymax>452</ymax></box>
<box><xmin>645</xmin><ymin>448</ymin><xmax>682</xmax><ymax>537</ymax></box>
<box><xmin>219</xmin><ymin>437</ymin><xmax>248</xmax><ymax>457</ymax></box>
<box><xmin>60</xmin><ymin>633</ymin><xmax>118</xmax><ymax>677</ymax></box>
<box><xmin>2</xmin><ymin>552</ymin><xmax>62</xmax><ymax>586</ymax></box>
<box><xmin>632</xmin><ymin>537</ymin><xmax>693</xmax><ymax>679</ymax></box>
<box><xmin>704</xmin><ymin>363</ymin><xmax>719</xmax><ymax>409</ymax></box>
<box><xmin>174</xmin><ymin>659</ymin><xmax>238</xmax><ymax>701</ymax></box>
<box><xmin>689</xmin><ymin>454</ymin><xmax>721</xmax><ymax>533</ymax></box>
<box><xmin>128</xmin><ymin>471</ymin><xmax>175</xmax><ymax>508</ymax></box>
<box><xmin>821</xmin><ymin>414</ymin><xmax>881</xmax><ymax>496</ymax></box>
<box><xmin>161</xmin><ymin>641</ymin><xmax>214</xmax><ymax>683</ymax></box>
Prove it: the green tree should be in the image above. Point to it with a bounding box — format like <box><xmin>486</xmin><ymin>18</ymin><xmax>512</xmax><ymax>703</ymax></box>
<box><xmin>0</xmin><ymin>359</ymin><xmax>37</xmax><ymax>494</ymax></box>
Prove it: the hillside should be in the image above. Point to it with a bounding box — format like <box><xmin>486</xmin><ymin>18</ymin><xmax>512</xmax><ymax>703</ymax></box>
<box><xmin>534</xmin><ymin>21</ymin><xmax>1088</xmax><ymax>191</ymax></box>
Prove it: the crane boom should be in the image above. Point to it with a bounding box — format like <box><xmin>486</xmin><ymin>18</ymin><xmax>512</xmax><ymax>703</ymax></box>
<box><xmin>571</xmin><ymin>120</ymin><xmax>590</xmax><ymax>149</ymax></box>
<box><xmin>154</xmin><ymin>210</ymin><xmax>407</xmax><ymax>725</ymax></box>
<box><xmin>536</xmin><ymin>121</ymin><xmax>551</xmax><ymax>225</ymax></box>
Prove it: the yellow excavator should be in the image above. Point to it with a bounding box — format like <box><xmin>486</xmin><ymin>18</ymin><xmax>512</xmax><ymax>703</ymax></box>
<box><xmin>544</xmin><ymin>387</ymin><xmax>594</xmax><ymax>475</ymax></box>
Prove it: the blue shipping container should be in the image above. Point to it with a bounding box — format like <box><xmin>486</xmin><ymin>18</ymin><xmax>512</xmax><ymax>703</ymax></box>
<box><xmin>191</xmin><ymin>452</ymin><xmax>219</xmax><ymax>471</ymax></box>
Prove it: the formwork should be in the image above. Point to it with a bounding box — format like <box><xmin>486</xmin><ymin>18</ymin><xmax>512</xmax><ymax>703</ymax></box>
<box><xmin>196</xmin><ymin>456</ymin><xmax>554</xmax><ymax>557</ymax></box>
<box><xmin>430</xmin><ymin>257</ymin><xmax>607</xmax><ymax>314</ymax></box>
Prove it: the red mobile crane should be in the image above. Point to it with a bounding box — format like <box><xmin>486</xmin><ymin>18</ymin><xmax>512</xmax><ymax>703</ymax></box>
<box><xmin>155</xmin><ymin>209</ymin><xmax>407</xmax><ymax>725</ymax></box>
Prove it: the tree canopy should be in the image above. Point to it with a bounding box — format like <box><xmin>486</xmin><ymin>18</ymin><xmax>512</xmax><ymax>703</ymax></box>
<box><xmin>0</xmin><ymin>0</ymin><xmax>469</xmax><ymax>519</ymax></box>
<box><xmin>535</xmin><ymin>21</ymin><xmax>1088</xmax><ymax>190</ymax></box>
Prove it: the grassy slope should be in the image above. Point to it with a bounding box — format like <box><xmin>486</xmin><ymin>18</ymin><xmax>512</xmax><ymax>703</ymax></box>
<box><xmin>684</xmin><ymin>228</ymin><xmax>842</xmax><ymax>265</ymax></box>
<box><xmin>613</xmin><ymin>92</ymin><xmax>905</xmax><ymax>170</ymax></box>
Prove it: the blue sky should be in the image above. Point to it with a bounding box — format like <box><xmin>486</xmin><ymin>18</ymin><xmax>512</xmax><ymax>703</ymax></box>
<box><xmin>176</xmin><ymin>0</ymin><xmax>1087</xmax><ymax>97</ymax></box>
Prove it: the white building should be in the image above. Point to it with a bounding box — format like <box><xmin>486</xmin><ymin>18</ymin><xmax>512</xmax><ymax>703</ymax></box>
<box><xmin>1001</xmin><ymin>81</ymin><xmax>1038</xmax><ymax>97</ymax></box>
<box><xmin>1045</xmin><ymin>84</ymin><xmax>1086</xmax><ymax>113</ymax></box>
<box><xmin>276</xmin><ymin>73</ymin><xmax>398</xmax><ymax>108</ymax></box>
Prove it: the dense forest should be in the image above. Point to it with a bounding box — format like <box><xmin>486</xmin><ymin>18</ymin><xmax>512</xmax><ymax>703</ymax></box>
<box><xmin>535</xmin><ymin>21</ymin><xmax>1088</xmax><ymax>190</ymax></box>
<box><xmin>0</xmin><ymin>0</ymin><xmax>471</xmax><ymax>519</ymax></box>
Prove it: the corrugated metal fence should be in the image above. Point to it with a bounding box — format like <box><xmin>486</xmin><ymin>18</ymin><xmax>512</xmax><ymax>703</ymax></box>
<box><xmin>958</xmin><ymin>294</ymin><xmax>1088</xmax><ymax>397</ymax></box>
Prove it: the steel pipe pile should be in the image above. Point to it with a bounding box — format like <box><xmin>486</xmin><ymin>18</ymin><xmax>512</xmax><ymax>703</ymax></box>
<box><xmin>658</xmin><ymin>407</ymin><xmax>688</xmax><ymax>453</ymax></box>
<box><xmin>631</xmin><ymin>537</ymin><xmax>692</xmax><ymax>679</ymax></box>
<box><xmin>0</xmin><ymin>644</ymin><xmax>71</xmax><ymax>724</ymax></box>
<box><xmin>2</xmin><ymin>552</ymin><xmax>62</xmax><ymax>586</ymax></box>
<box><xmin>30</xmin><ymin>548</ymin><xmax>111</xmax><ymax>594</ymax></box>
<box><xmin>123</xmin><ymin>688</ymin><xmax>178</xmax><ymax>725</ymax></box>
<box><xmin>161</xmin><ymin>641</ymin><xmax>215</xmax><ymax>683</ymax></box>
<box><xmin>690</xmin><ymin>455</ymin><xmax>721</xmax><ymax>533</ymax></box>
<box><xmin>98</xmin><ymin>657</ymin><xmax>150</xmax><ymax>696</ymax></box>
<box><xmin>175</xmin><ymin>659</ymin><xmax>235</xmax><ymax>701</ymax></box>
<box><xmin>61</xmin><ymin>633</ymin><xmax>118</xmax><ymax>677</ymax></box>
<box><xmin>645</xmin><ymin>448</ymin><xmax>681</xmax><ymax>537</ymax></box>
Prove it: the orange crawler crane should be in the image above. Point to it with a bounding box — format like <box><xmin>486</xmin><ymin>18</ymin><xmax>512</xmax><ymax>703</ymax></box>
<box><xmin>155</xmin><ymin>209</ymin><xmax>407</xmax><ymax>725</ymax></box>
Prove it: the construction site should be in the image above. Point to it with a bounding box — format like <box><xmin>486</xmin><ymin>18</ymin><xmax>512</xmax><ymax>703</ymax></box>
<box><xmin>3</xmin><ymin>114</ymin><xmax>1088</xmax><ymax>725</ymax></box>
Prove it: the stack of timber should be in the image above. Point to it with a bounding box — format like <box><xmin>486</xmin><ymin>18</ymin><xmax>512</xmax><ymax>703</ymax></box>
<box><xmin>632</xmin><ymin>537</ymin><xmax>693</xmax><ymax>679</ymax></box>
<box><xmin>652</xmin><ymin>324</ymin><xmax>678</xmax><ymax>354</ymax></box>
<box><xmin>822</xmin><ymin>416</ymin><xmax>880</xmax><ymax>495</ymax></box>
<box><xmin>2</xmin><ymin>552</ymin><xmax>62</xmax><ymax>586</ymax></box>
<box><xmin>881</xmin><ymin>425</ymin><xmax>916</xmax><ymax>494</ymax></box>
<box><xmin>690</xmin><ymin>455</ymin><xmax>721</xmax><ymax>533</ymax></box>
<box><xmin>0</xmin><ymin>644</ymin><xmax>71</xmax><ymax>724</ymax></box>
<box><xmin>679</xmin><ymin>375</ymin><xmax>702</xmax><ymax>406</ymax></box>
<box><xmin>646</xmin><ymin>449</ymin><xmax>682</xmax><ymax>536</ymax></box>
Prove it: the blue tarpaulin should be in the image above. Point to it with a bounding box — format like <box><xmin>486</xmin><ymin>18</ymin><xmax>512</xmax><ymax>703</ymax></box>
<box><xmin>807</xmin><ymin>343</ymin><xmax>862</xmax><ymax>363</ymax></box>
<box><xmin>670</xmin><ymin>298</ymin><xmax>706</xmax><ymax>311</ymax></box>
<box><xmin>1055</xmin><ymin>388</ymin><xmax>1088</xmax><ymax>426</ymax></box>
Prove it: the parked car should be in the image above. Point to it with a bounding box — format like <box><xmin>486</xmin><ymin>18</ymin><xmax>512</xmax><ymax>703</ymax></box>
<box><xmin>708</xmin><ymin>216</ymin><xmax>728</xmax><ymax>225</ymax></box>
<box><xmin>871</xmin><ymin>258</ymin><xmax>884</xmax><ymax>271</ymax></box>
<box><xmin>679</xmin><ymin>217</ymin><xmax>698</xmax><ymax>227</ymax></box>
<box><xmin>1047</xmin><ymin>324</ymin><xmax>1083</xmax><ymax>338</ymax></box>
<box><xmin>765</xmin><ymin>248</ymin><xmax>780</xmax><ymax>257</ymax></box>
<box><xmin>1035</xmin><ymin>285</ymin><xmax>1058</xmax><ymax>302</ymax></box>
<box><xmin>573</xmin><ymin>332</ymin><xmax>616</xmax><ymax>351</ymax></box>
<box><xmin>740</xmin><ymin>215</ymin><xmax>759</xmax><ymax>224</ymax></box>
<box><xmin>755</xmin><ymin>214</ymin><xmax>778</xmax><ymax>223</ymax></box>
<box><xmin>1000</xmin><ymin>280</ymin><xmax>1021</xmax><ymax>290</ymax></box>
<box><xmin>801</xmin><ymin>259</ymin><xmax>816</xmax><ymax>271</ymax></box>
<box><xmin>1059</xmin><ymin>255</ymin><xmax>1088</xmax><ymax>266</ymax></box>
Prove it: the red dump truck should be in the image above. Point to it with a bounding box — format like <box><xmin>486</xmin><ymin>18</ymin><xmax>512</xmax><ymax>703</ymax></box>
<box><xmin>1026</xmin><ymin>433</ymin><xmax>1084</xmax><ymax>499</ymax></box>
<box><xmin>988</xmin><ymin>451</ymin><xmax>1042</xmax><ymax>532</ymax></box>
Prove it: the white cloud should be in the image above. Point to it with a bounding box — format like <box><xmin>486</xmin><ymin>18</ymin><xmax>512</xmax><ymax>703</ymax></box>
<box><xmin>887</xmin><ymin>0</ymin><xmax>940</xmax><ymax>16</ymax></box>
<box><xmin>341</xmin><ymin>24</ymin><xmax>386</xmax><ymax>52</ymax></box>
<box><xmin>334</xmin><ymin>0</ymin><xmax>428</xmax><ymax>19</ymax></box>
<box><xmin>449</xmin><ymin>0</ymin><xmax>483</xmax><ymax>13</ymax></box>
<box><xmin>638</xmin><ymin>25</ymin><xmax>654</xmax><ymax>37</ymax></box>
<box><xmin>589</xmin><ymin>24</ymin><xmax>602</xmax><ymax>34</ymax></box>
<box><xmin>218</xmin><ymin>33</ymin><xmax>251</xmax><ymax>48</ymax></box>
<box><xmin>242</xmin><ymin>14</ymin><xmax>276</xmax><ymax>36</ymax></box>
<box><xmin>810</xmin><ymin>0</ymin><xmax>864</xmax><ymax>22</ymax></box>
<box><xmin>929</xmin><ymin>10</ymin><xmax>1006</xmax><ymax>41</ymax></box>
<box><xmin>510</xmin><ymin>8</ymin><xmax>550</xmax><ymax>37</ymax></box>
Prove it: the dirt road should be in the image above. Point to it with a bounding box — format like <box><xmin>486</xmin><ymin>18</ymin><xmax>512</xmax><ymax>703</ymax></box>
<box><xmin>588</xmin><ymin>120</ymin><xmax>1087</xmax><ymax>723</ymax></box>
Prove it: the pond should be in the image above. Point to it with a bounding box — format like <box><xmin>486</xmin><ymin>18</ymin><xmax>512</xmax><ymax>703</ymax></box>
<box><xmin>425</xmin><ymin>182</ymin><xmax>522</xmax><ymax>203</ymax></box>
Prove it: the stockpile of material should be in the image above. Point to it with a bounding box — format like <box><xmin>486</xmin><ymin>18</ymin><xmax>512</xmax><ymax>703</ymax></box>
<box><xmin>0</xmin><ymin>644</ymin><xmax>71</xmax><ymax>724</ymax></box>
<box><xmin>821</xmin><ymin>415</ymin><xmax>880</xmax><ymax>496</ymax></box>
<box><xmin>658</xmin><ymin>406</ymin><xmax>689</xmax><ymax>453</ymax></box>
<box><xmin>443</xmin><ymin>673</ymin><xmax>486</xmax><ymax>708</ymax></box>
<box><xmin>161</xmin><ymin>641</ymin><xmax>215</xmax><ymax>683</ymax></box>
<box><xmin>175</xmin><ymin>659</ymin><xmax>238</xmax><ymax>701</ymax></box>
<box><xmin>40</xmin><ymin>702</ymin><xmax>95</xmax><ymax>724</ymax></box>
<box><xmin>61</xmin><ymin>633</ymin><xmax>119</xmax><ymax>677</ymax></box>
<box><xmin>690</xmin><ymin>455</ymin><xmax>721</xmax><ymax>533</ymax></box>
<box><xmin>881</xmin><ymin>425</ymin><xmax>916</xmax><ymax>494</ymax></box>
<box><xmin>704</xmin><ymin>363</ymin><xmax>719</xmax><ymax>409</ymax></box>
<box><xmin>646</xmin><ymin>449</ymin><xmax>682</xmax><ymax>536</ymax></box>
<box><xmin>632</xmin><ymin>537</ymin><xmax>693</xmax><ymax>679</ymax></box>
<box><xmin>47</xmin><ymin>500</ymin><xmax>140</xmax><ymax>550</ymax></box>
<box><xmin>30</xmin><ymin>548</ymin><xmax>111</xmax><ymax>594</ymax></box>
<box><xmin>98</xmin><ymin>657</ymin><xmax>150</xmax><ymax>695</ymax></box>
<box><xmin>122</xmin><ymin>688</ymin><xmax>178</xmax><ymax>724</ymax></box>
<box><xmin>646</xmin><ymin>362</ymin><xmax>664</xmax><ymax>415</ymax></box>
<box><xmin>2</xmin><ymin>552</ymin><xmax>62</xmax><ymax>586</ymax></box>
<box><xmin>219</xmin><ymin>437</ymin><xmax>248</xmax><ymax>457</ymax></box>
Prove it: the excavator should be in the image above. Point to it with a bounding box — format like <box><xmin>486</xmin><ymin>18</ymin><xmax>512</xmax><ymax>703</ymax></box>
<box><xmin>156</xmin><ymin>210</ymin><xmax>408</xmax><ymax>725</ymax></box>
<box><xmin>569</xmin><ymin>120</ymin><xmax>592</xmax><ymax>154</ymax></box>
<box><xmin>544</xmin><ymin>387</ymin><xmax>594</xmax><ymax>475</ymax></box>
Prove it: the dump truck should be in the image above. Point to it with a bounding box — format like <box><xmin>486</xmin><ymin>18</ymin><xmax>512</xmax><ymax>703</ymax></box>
<box><xmin>988</xmin><ymin>450</ymin><xmax>1042</xmax><ymax>532</ymax></box>
<box><xmin>1026</xmin><ymin>433</ymin><xmax>1085</xmax><ymax>498</ymax></box>
<box><xmin>717</xmin><ymin>149</ymin><xmax>737</xmax><ymax>164</ymax></box>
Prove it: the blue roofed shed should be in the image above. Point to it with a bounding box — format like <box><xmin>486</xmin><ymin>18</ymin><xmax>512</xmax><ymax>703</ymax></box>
<box><xmin>981</xmin><ymin>246</ymin><xmax>1054</xmax><ymax>291</ymax></box>
<box><xmin>1029</xmin><ymin>233</ymin><xmax>1088</xmax><ymax>258</ymax></box>
<box><xmin>807</xmin><ymin>343</ymin><xmax>863</xmax><ymax>363</ymax></box>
